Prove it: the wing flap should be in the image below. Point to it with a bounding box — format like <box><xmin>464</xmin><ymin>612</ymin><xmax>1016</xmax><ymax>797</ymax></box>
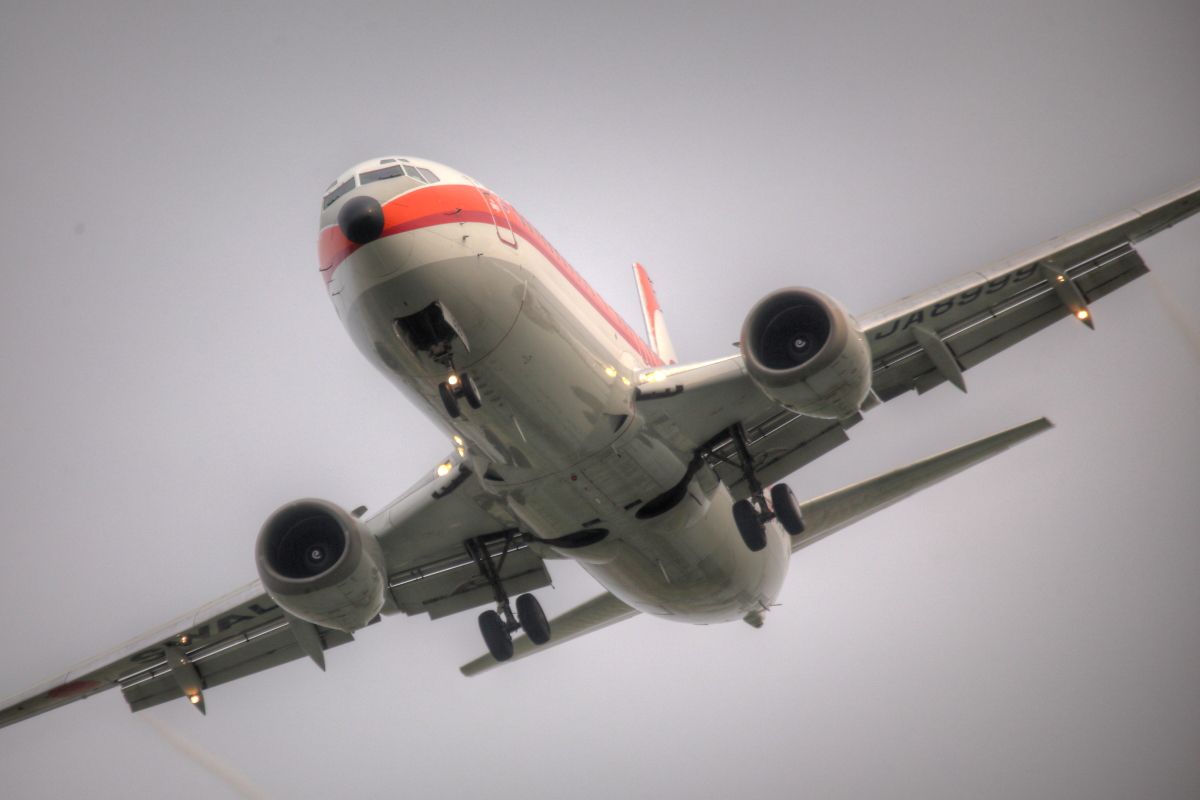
<box><xmin>863</xmin><ymin>177</ymin><xmax>1200</xmax><ymax>402</ymax></box>
<box><xmin>122</xmin><ymin>623</ymin><xmax>355</xmax><ymax>712</ymax></box>
<box><xmin>388</xmin><ymin>537</ymin><xmax>552</xmax><ymax>620</ymax></box>
<box><xmin>705</xmin><ymin>411</ymin><xmax>860</xmax><ymax>501</ymax></box>
<box><xmin>459</xmin><ymin>591</ymin><xmax>637</xmax><ymax>676</ymax></box>
<box><xmin>876</xmin><ymin>243</ymin><xmax>1147</xmax><ymax>398</ymax></box>
<box><xmin>0</xmin><ymin>582</ymin><xmax>286</xmax><ymax>729</ymax></box>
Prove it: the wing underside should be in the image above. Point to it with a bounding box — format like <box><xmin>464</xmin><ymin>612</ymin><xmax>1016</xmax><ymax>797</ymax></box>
<box><xmin>862</xmin><ymin>178</ymin><xmax>1200</xmax><ymax>401</ymax></box>
<box><xmin>635</xmin><ymin>178</ymin><xmax>1199</xmax><ymax>493</ymax></box>
<box><xmin>0</xmin><ymin>464</ymin><xmax>550</xmax><ymax>728</ymax></box>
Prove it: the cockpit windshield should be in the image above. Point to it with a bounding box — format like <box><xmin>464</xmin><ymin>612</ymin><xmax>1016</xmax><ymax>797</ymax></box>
<box><xmin>359</xmin><ymin>164</ymin><xmax>441</xmax><ymax>187</ymax></box>
<box><xmin>360</xmin><ymin>164</ymin><xmax>408</xmax><ymax>185</ymax></box>
<box><xmin>322</xmin><ymin>177</ymin><xmax>356</xmax><ymax>209</ymax></box>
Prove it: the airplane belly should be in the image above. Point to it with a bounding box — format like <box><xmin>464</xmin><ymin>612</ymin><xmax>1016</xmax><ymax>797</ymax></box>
<box><xmin>578</xmin><ymin>482</ymin><xmax>790</xmax><ymax>623</ymax></box>
<box><xmin>495</xmin><ymin>441</ymin><xmax>788</xmax><ymax>624</ymax></box>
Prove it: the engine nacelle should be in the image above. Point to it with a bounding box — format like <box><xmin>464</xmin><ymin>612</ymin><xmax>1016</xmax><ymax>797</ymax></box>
<box><xmin>740</xmin><ymin>287</ymin><xmax>872</xmax><ymax>419</ymax></box>
<box><xmin>255</xmin><ymin>498</ymin><xmax>386</xmax><ymax>633</ymax></box>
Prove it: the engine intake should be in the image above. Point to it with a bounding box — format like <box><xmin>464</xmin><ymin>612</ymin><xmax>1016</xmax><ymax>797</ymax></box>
<box><xmin>256</xmin><ymin>499</ymin><xmax>386</xmax><ymax>632</ymax></box>
<box><xmin>740</xmin><ymin>287</ymin><xmax>871</xmax><ymax>419</ymax></box>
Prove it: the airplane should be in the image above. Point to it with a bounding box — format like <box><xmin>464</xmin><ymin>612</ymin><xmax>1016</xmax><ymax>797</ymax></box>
<box><xmin>1</xmin><ymin>155</ymin><xmax>1196</xmax><ymax>727</ymax></box>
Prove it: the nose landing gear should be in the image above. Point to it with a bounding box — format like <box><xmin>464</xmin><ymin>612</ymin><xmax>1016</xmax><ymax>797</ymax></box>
<box><xmin>438</xmin><ymin>371</ymin><xmax>483</xmax><ymax>419</ymax></box>
<box><xmin>466</xmin><ymin>534</ymin><xmax>551</xmax><ymax>662</ymax></box>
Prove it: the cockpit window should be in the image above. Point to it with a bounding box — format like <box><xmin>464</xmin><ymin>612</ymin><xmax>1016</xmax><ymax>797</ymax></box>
<box><xmin>356</xmin><ymin>163</ymin><xmax>441</xmax><ymax>189</ymax></box>
<box><xmin>360</xmin><ymin>164</ymin><xmax>410</xmax><ymax>185</ymax></box>
<box><xmin>322</xmin><ymin>177</ymin><xmax>356</xmax><ymax>209</ymax></box>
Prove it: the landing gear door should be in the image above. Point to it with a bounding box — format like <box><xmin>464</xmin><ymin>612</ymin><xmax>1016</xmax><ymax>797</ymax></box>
<box><xmin>476</xmin><ymin>188</ymin><xmax>519</xmax><ymax>249</ymax></box>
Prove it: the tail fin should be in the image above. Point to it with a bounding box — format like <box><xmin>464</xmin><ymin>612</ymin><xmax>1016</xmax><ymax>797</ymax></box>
<box><xmin>632</xmin><ymin>262</ymin><xmax>678</xmax><ymax>365</ymax></box>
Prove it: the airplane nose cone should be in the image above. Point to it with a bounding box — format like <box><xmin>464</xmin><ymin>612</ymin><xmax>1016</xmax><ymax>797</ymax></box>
<box><xmin>338</xmin><ymin>195</ymin><xmax>385</xmax><ymax>244</ymax></box>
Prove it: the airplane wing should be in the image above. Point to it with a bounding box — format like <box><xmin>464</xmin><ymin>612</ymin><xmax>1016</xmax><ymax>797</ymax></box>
<box><xmin>0</xmin><ymin>457</ymin><xmax>548</xmax><ymax>728</ymax></box>
<box><xmin>860</xmin><ymin>178</ymin><xmax>1200</xmax><ymax>400</ymax></box>
<box><xmin>0</xmin><ymin>581</ymin><xmax>341</xmax><ymax>729</ymax></box>
<box><xmin>636</xmin><ymin>178</ymin><xmax>1200</xmax><ymax>494</ymax></box>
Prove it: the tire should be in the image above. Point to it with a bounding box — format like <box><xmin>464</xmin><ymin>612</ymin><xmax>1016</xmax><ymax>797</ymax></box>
<box><xmin>516</xmin><ymin>593</ymin><xmax>551</xmax><ymax>645</ymax></box>
<box><xmin>732</xmin><ymin>499</ymin><xmax>767</xmax><ymax>552</ymax></box>
<box><xmin>770</xmin><ymin>483</ymin><xmax>805</xmax><ymax>536</ymax></box>
<box><xmin>478</xmin><ymin>610</ymin><xmax>513</xmax><ymax>661</ymax></box>
<box><xmin>460</xmin><ymin>372</ymin><xmax>483</xmax><ymax>410</ymax></box>
<box><xmin>438</xmin><ymin>381</ymin><xmax>461</xmax><ymax>418</ymax></box>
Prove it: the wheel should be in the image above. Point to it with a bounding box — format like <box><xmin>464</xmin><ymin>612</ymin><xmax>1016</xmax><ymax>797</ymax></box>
<box><xmin>770</xmin><ymin>483</ymin><xmax>805</xmax><ymax>536</ymax></box>
<box><xmin>732</xmin><ymin>498</ymin><xmax>767</xmax><ymax>552</ymax></box>
<box><xmin>516</xmin><ymin>593</ymin><xmax>551</xmax><ymax>645</ymax></box>
<box><xmin>438</xmin><ymin>381</ymin><xmax>461</xmax><ymax>418</ymax></box>
<box><xmin>478</xmin><ymin>609</ymin><xmax>513</xmax><ymax>661</ymax></box>
<box><xmin>460</xmin><ymin>372</ymin><xmax>483</xmax><ymax>410</ymax></box>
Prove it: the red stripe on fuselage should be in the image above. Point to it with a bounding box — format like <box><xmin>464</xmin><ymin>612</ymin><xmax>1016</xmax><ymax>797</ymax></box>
<box><xmin>318</xmin><ymin>184</ymin><xmax>663</xmax><ymax>367</ymax></box>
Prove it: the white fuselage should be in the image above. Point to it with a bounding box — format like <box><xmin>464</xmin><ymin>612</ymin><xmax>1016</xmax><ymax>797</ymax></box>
<box><xmin>318</xmin><ymin>157</ymin><xmax>788</xmax><ymax>623</ymax></box>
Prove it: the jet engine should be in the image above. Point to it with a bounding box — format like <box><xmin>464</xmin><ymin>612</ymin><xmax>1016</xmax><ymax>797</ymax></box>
<box><xmin>739</xmin><ymin>287</ymin><xmax>872</xmax><ymax>419</ymax></box>
<box><xmin>255</xmin><ymin>498</ymin><xmax>386</xmax><ymax>633</ymax></box>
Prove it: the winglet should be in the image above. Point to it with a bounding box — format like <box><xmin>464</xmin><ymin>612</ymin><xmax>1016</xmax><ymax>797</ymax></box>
<box><xmin>632</xmin><ymin>262</ymin><xmax>678</xmax><ymax>365</ymax></box>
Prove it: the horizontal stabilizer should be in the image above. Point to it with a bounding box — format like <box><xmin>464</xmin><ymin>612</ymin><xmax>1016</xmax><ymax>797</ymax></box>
<box><xmin>791</xmin><ymin>417</ymin><xmax>1054</xmax><ymax>552</ymax></box>
<box><xmin>460</xmin><ymin>591</ymin><xmax>637</xmax><ymax>676</ymax></box>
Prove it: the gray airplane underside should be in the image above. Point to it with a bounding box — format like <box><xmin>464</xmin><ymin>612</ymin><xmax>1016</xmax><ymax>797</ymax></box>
<box><xmin>1</xmin><ymin>160</ymin><xmax>1196</xmax><ymax>729</ymax></box>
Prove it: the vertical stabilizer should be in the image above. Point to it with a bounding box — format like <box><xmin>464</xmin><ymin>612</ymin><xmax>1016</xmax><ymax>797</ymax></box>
<box><xmin>632</xmin><ymin>262</ymin><xmax>678</xmax><ymax>365</ymax></box>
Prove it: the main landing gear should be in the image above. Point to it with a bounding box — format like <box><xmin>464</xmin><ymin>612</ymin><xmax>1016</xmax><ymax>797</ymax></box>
<box><xmin>727</xmin><ymin>424</ymin><xmax>806</xmax><ymax>552</ymax></box>
<box><xmin>466</xmin><ymin>534</ymin><xmax>551</xmax><ymax>662</ymax></box>
<box><xmin>438</xmin><ymin>371</ymin><xmax>482</xmax><ymax>419</ymax></box>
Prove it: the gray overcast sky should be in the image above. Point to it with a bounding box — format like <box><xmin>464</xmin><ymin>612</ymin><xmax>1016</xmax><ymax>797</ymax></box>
<box><xmin>1</xmin><ymin>2</ymin><xmax>1197</xmax><ymax>798</ymax></box>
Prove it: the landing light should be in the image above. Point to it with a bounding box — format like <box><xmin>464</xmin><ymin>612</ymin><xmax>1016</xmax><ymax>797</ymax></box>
<box><xmin>1056</xmin><ymin>275</ymin><xmax>1066</xmax><ymax>283</ymax></box>
<box><xmin>453</xmin><ymin>435</ymin><xmax>464</xmax><ymax>446</ymax></box>
<box><xmin>456</xmin><ymin>446</ymin><xmax>465</xmax><ymax>457</ymax></box>
<box><xmin>436</xmin><ymin>462</ymin><xmax>453</xmax><ymax>477</ymax></box>
<box><xmin>1076</xmin><ymin>309</ymin><xmax>1090</xmax><ymax>320</ymax></box>
<box><xmin>178</xmin><ymin>635</ymin><xmax>190</xmax><ymax>645</ymax></box>
<box><xmin>447</xmin><ymin>374</ymin><xmax>460</xmax><ymax>387</ymax></box>
<box><xmin>188</xmin><ymin>693</ymin><xmax>202</xmax><ymax>705</ymax></box>
<box><xmin>620</xmin><ymin>376</ymin><xmax>632</xmax><ymax>387</ymax></box>
<box><xmin>604</xmin><ymin>365</ymin><xmax>618</xmax><ymax>378</ymax></box>
<box><xmin>640</xmin><ymin>370</ymin><xmax>667</xmax><ymax>384</ymax></box>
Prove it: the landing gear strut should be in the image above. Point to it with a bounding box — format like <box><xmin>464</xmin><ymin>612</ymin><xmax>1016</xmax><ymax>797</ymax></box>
<box><xmin>466</xmin><ymin>534</ymin><xmax>551</xmax><ymax>661</ymax></box>
<box><xmin>727</xmin><ymin>424</ymin><xmax>805</xmax><ymax>551</ymax></box>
